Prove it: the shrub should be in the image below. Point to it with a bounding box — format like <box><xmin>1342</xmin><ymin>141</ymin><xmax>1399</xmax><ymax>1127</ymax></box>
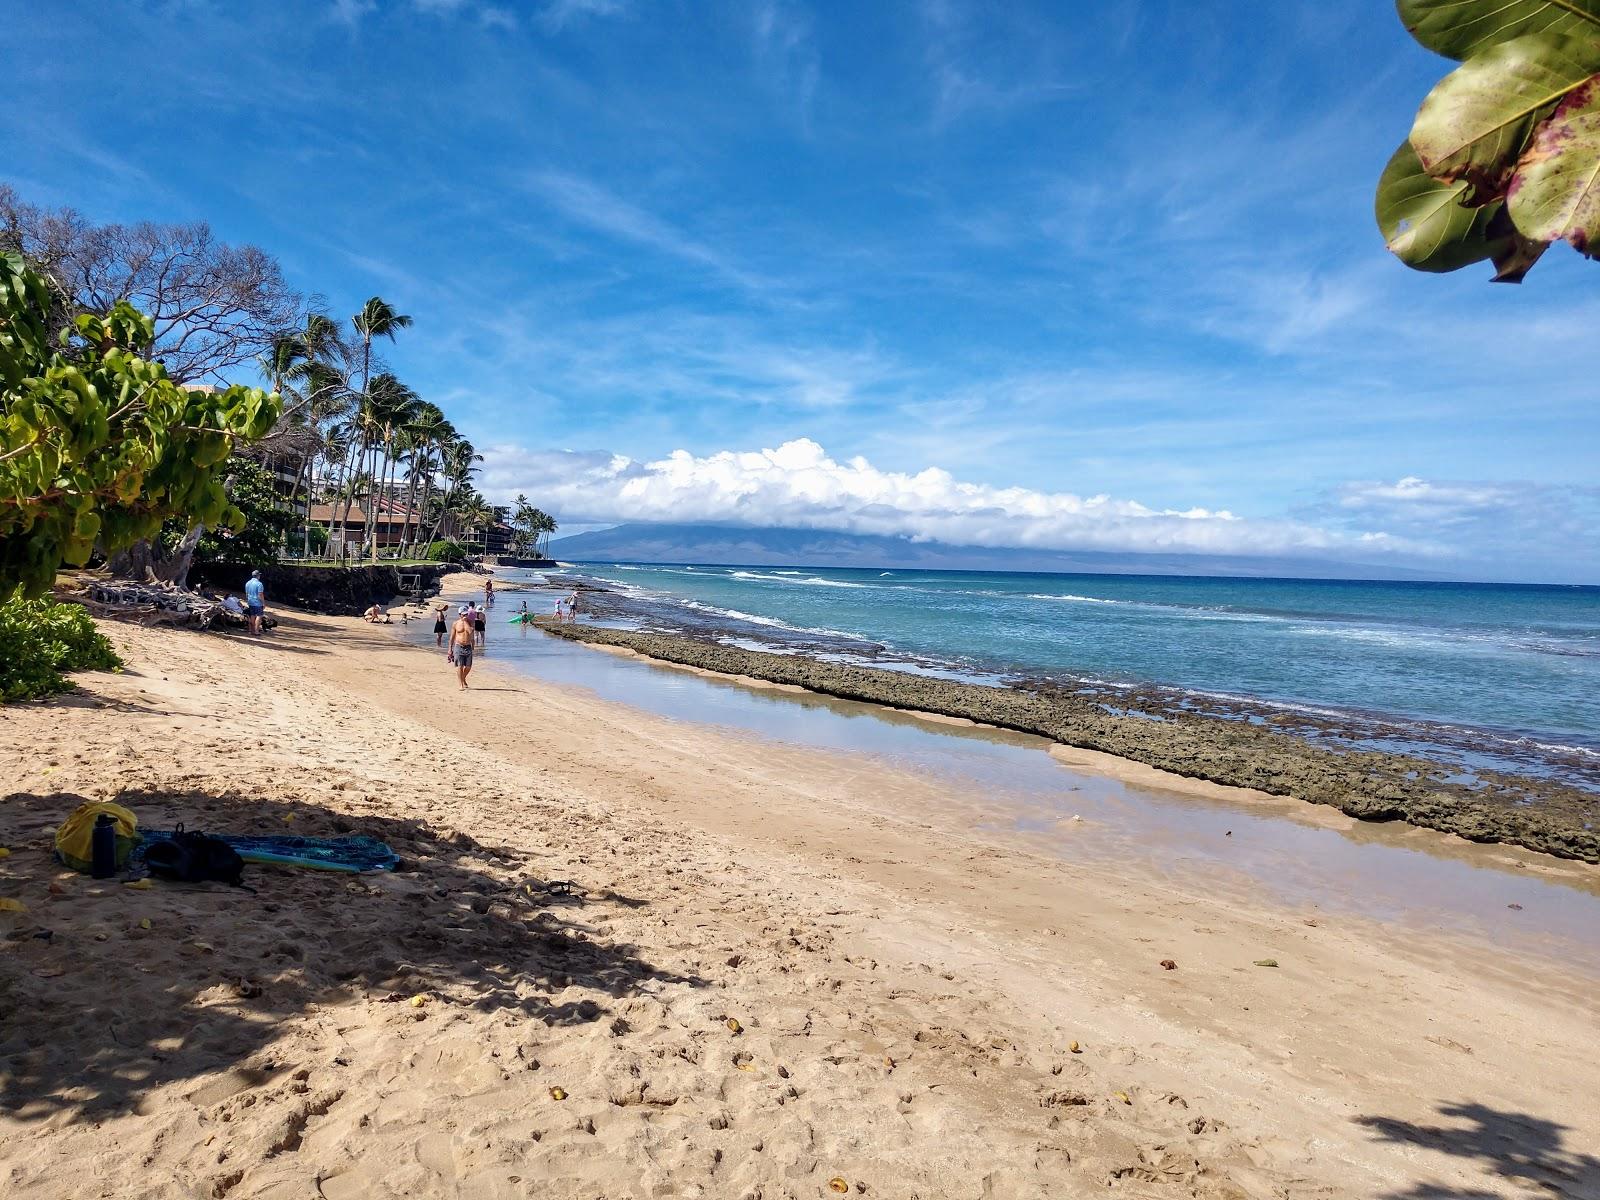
<box><xmin>0</xmin><ymin>593</ymin><xmax>123</xmax><ymax>702</ymax></box>
<box><xmin>425</xmin><ymin>539</ymin><xmax>467</xmax><ymax>564</ymax></box>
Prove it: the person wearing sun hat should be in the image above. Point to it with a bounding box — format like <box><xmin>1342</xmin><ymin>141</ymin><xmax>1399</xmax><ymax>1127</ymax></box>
<box><xmin>448</xmin><ymin>604</ymin><xmax>476</xmax><ymax>688</ymax></box>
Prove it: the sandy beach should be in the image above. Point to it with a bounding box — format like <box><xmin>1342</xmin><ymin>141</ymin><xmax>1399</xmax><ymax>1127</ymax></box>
<box><xmin>3</xmin><ymin>605</ymin><xmax>1599</xmax><ymax>1199</ymax></box>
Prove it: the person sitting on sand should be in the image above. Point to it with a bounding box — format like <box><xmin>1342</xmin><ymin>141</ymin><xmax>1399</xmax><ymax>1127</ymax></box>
<box><xmin>449</xmin><ymin>605</ymin><xmax>476</xmax><ymax>688</ymax></box>
<box><xmin>433</xmin><ymin>603</ymin><xmax>448</xmax><ymax>646</ymax></box>
<box><xmin>221</xmin><ymin>593</ymin><xmax>244</xmax><ymax>616</ymax></box>
<box><xmin>363</xmin><ymin>603</ymin><xmax>391</xmax><ymax>624</ymax></box>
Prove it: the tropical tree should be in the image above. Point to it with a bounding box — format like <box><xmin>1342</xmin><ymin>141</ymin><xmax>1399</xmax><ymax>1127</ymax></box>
<box><xmin>396</xmin><ymin>402</ymin><xmax>451</xmax><ymax>555</ymax></box>
<box><xmin>1376</xmin><ymin>0</ymin><xmax>1600</xmax><ymax>282</ymax></box>
<box><xmin>157</xmin><ymin>457</ymin><xmax>297</xmax><ymax>570</ymax></box>
<box><xmin>461</xmin><ymin>493</ymin><xmax>496</xmax><ymax>555</ymax></box>
<box><xmin>510</xmin><ymin>494</ymin><xmax>558</xmax><ymax>558</ymax></box>
<box><xmin>0</xmin><ymin>184</ymin><xmax>302</xmax><ymax>382</ymax></box>
<box><xmin>362</xmin><ymin>372</ymin><xmax>419</xmax><ymax>560</ymax></box>
<box><xmin>425</xmin><ymin>437</ymin><xmax>482</xmax><ymax>547</ymax></box>
<box><xmin>341</xmin><ymin>297</ymin><xmax>411</xmax><ymax>559</ymax></box>
<box><xmin>0</xmin><ymin>252</ymin><xmax>277</xmax><ymax>597</ymax></box>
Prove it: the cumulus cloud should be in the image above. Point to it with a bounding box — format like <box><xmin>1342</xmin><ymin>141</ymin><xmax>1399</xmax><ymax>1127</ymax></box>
<box><xmin>479</xmin><ymin>438</ymin><xmax>1429</xmax><ymax>561</ymax></box>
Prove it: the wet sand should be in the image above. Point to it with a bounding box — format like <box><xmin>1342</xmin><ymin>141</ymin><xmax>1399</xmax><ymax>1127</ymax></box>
<box><xmin>2</xmin><ymin>607</ymin><xmax>1598</xmax><ymax>1198</ymax></box>
<box><xmin>533</xmin><ymin>619</ymin><xmax>1600</xmax><ymax>865</ymax></box>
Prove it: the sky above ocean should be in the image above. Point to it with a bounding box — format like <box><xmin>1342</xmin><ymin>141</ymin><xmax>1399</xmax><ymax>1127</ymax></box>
<box><xmin>4</xmin><ymin>1</ymin><xmax>1598</xmax><ymax>582</ymax></box>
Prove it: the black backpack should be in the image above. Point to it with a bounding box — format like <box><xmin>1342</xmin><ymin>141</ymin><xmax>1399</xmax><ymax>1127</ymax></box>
<box><xmin>144</xmin><ymin>825</ymin><xmax>247</xmax><ymax>887</ymax></box>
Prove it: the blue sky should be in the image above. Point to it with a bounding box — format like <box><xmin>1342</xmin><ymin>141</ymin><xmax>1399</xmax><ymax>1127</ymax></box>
<box><xmin>5</xmin><ymin>0</ymin><xmax>1598</xmax><ymax>582</ymax></box>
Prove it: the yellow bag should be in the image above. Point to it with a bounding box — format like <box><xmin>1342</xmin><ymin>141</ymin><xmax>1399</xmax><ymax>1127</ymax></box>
<box><xmin>54</xmin><ymin>800</ymin><xmax>138</xmax><ymax>873</ymax></box>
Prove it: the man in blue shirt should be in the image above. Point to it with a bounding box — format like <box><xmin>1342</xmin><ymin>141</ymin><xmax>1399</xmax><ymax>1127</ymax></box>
<box><xmin>243</xmin><ymin>570</ymin><xmax>266</xmax><ymax>635</ymax></box>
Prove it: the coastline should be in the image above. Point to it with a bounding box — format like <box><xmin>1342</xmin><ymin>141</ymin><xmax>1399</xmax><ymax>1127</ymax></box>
<box><xmin>5</xmin><ymin>609</ymin><xmax>1599</xmax><ymax>1196</ymax></box>
<box><xmin>535</xmin><ymin>619</ymin><xmax>1600</xmax><ymax>864</ymax></box>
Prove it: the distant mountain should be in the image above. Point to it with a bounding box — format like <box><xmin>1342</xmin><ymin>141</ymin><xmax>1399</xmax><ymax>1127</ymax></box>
<box><xmin>546</xmin><ymin>523</ymin><xmax>1445</xmax><ymax>581</ymax></box>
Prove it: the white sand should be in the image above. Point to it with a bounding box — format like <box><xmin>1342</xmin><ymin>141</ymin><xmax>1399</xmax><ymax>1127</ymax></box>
<box><xmin>1</xmin><ymin>608</ymin><xmax>1597</xmax><ymax>1199</ymax></box>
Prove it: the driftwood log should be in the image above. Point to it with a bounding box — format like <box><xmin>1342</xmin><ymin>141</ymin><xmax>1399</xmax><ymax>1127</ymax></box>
<box><xmin>81</xmin><ymin>580</ymin><xmax>247</xmax><ymax>630</ymax></box>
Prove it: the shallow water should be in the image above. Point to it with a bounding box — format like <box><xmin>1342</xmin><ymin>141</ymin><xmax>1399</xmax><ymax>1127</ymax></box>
<box><xmin>552</xmin><ymin>562</ymin><xmax>1600</xmax><ymax>789</ymax></box>
<box><xmin>405</xmin><ymin>588</ymin><xmax>1600</xmax><ymax>976</ymax></box>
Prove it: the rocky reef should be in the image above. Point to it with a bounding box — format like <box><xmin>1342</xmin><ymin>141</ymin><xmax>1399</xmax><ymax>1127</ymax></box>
<box><xmin>540</xmin><ymin>621</ymin><xmax>1600</xmax><ymax>864</ymax></box>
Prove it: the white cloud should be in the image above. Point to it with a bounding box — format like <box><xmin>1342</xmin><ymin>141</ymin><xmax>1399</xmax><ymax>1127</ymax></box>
<box><xmin>1318</xmin><ymin>477</ymin><xmax>1600</xmax><ymax>580</ymax></box>
<box><xmin>520</xmin><ymin>170</ymin><xmax>770</xmax><ymax>292</ymax></box>
<box><xmin>330</xmin><ymin>0</ymin><xmax>376</xmax><ymax>26</ymax></box>
<box><xmin>540</xmin><ymin>0</ymin><xmax>626</xmax><ymax>31</ymax></box>
<box><xmin>751</xmin><ymin>0</ymin><xmax>820</xmax><ymax>127</ymax></box>
<box><xmin>478</xmin><ymin>437</ymin><xmax>1428</xmax><ymax>561</ymax></box>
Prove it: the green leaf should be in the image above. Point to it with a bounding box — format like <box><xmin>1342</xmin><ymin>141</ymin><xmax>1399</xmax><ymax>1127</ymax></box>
<box><xmin>1484</xmin><ymin>204</ymin><xmax>1552</xmax><ymax>279</ymax></box>
<box><xmin>1376</xmin><ymin>140</ymin><xmax>1511</xmax><ymax>270</ymax></box>
<box><xmin>1399</xmin><ymin>0</ymin><xmax>1600</xmax><ymax>62</ymax></box>
<box><xmin>1411</xmin><ymin>33</ymin><xmax>1600</xmax><ymax>202</ymax></box>
<box><xmin>1509</xmin><ymin>75</ymin><xmax>1600</xmax><ymax>252</ymax></box>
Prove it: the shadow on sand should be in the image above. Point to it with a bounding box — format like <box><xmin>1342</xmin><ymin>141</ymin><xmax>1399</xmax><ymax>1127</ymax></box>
<box><xmin>0</xmin><ymin>787</ymin><xmax>699</xmax><ymax>1122</ymax></box>
<box><xmin>1356</xmin><ymin>1101</ymin><xmax>1600</xmax><ymax>1198</ymax></box>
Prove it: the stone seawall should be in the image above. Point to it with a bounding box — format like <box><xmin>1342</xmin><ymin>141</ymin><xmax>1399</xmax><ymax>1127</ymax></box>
<box><xmin>190</xmin><ymin>562</ymin><xmax>462</xmax><ymax>616</ymax></box>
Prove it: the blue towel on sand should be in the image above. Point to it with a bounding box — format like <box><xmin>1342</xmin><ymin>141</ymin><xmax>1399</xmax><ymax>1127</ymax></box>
<box><xmin>141</xmin><ymin>831</ymin><xmax>399</xmax><ymax>874</ymax></box>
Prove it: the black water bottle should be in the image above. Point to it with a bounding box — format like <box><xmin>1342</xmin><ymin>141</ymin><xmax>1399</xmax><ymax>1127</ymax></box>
<box><xmin>91</xmin><ymin>813</ymin><xmax>118</xmax><ymax>879</ymax></box>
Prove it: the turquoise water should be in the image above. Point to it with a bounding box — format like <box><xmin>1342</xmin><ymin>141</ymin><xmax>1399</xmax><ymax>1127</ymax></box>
<box><xmin>547</xmin><ymin>563</ymin><xmax>1600</xmax><ymax>781</ymax></box>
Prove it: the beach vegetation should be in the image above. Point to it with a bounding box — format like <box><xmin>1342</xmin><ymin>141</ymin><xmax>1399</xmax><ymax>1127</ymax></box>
<box><xmin>0</xmin><ymin>592</ymin><xmax>122</xmax><ymax>702</ymax></box>
<box><xmin>4</xmin><ymin>183</ymin><xmax>557</xmax><ymax>584</ymax></box>
<box><xmin>510</xmin><ymin>494</ymin><xmax>558</xmax><ymax>558</ymax></box>
<box><xmin>1378</xmin><ymin>0</ymin><xmax>1600</xmax><ymax>281</ymax></box>
<box><xmin>0</xmin><ymin>251</ymin><xmax>279</xmax><ymax>599</ymax></box>
<box><xmin>156</xmin><ymin>457</ymin><xmax>298</xmax><ymax>571</ymax></box>
<box><xmin>347</xmin><ymin>299</ymin><xmax>414</xmax><ymax>562</ymax></box>
<box><xmin>425</xmin><ymin>538</ymin><xmax>468</xmax><ymax>564</ymax></box>
<box><xmin>0</xmin><ymin>184</ymin><xmax>301</xmax><ymax>382</ymax></box>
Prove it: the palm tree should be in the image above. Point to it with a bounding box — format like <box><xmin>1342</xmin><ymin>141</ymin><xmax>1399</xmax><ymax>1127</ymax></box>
<box><xmin>462</xmin><ymin>494</ymin><xmax>496</xmax><ymax>557</ymax></box>
<box><xmin>345</xmin><ymin>297</ymin><xmax>412</xmax><ymax>560</ymax></box>
<box><xmin>397</xmin><ymin>403</ymin><xmax>450</xmax><ymax>555</ymax></box>
<box><xmin>363</xmin><ymin>373</ymin><xmax>420</xmax><ymax>560</ymax></box>
<box><xmin>272</xmin><ymin>315</ymin><xmax>352</xmax><ymax>556</ymax></box>
<box><xmin>426</xmin><ymin>438</ymin><xmax>482</xmax><ymax>547</ymax></box>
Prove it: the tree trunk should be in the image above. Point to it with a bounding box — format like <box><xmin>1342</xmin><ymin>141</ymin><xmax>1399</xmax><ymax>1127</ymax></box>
<box><xmin>290</xmin><ymin>449</ymin><xmax>314</xmax><ymax>558</ymax></box>
<box><xmin>155</xmin><ymin>522</ymin><xmax>205</xmax><ymax>588</ymax></box>
<box><xmin>399</xmin><ymin>453</ymin><xmax>424</xmax><ymax>557</ymax></box>
<box><xmin>107</xmin><ymin>539</ymin><xmax>157</xmax><ymax>582</ymax></box>
<box><xmin>302</xmin><ymin>448</ymin><xmax>321</xmax><ymax>558</ymax></box>
<box><xmin>335</xmin><ymin>434</ymin><xmax>364</xmax><ymax>562</ymax></box>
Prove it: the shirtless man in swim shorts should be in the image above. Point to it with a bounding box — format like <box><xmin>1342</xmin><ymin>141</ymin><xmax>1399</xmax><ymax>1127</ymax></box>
<box><xmin>449</xmin><ymin>605</ymin><xmax>477</xmax><ymax>689</ymax></box>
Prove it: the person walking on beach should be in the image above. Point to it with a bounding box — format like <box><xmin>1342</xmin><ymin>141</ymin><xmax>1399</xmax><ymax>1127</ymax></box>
<box><xmin>433</xmin><ymin>603</ymin><xmax>448</xmax><ymax>647</ymax></box>
<box><xmin>449</xmin><ymin>605</ymin><xmax>476</xmax><ymax>688</ymax></box>
<box><xmin>243</xmin><ymin>570</ymin><xmax>266</xmax><ymax>635</ymax></box>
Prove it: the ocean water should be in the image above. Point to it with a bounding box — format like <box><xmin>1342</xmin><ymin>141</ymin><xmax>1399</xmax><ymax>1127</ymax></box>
<box><xmin>543</xmin><ymin>563</ymin><xmax>1600</xmax><ymax>785</ymax></box>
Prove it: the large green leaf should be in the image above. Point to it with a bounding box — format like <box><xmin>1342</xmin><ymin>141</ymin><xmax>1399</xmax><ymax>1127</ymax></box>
<box><xmin>1509</xmin><ymin>75</ymin><xmax>1600</xmax><ymax>253</ymax></box>
<box><xmin>1375</xmin><ymin>140</ymin><xmax>1511</xmax><ymax>270</ymax></box>
<box><xmin>1411</xmin><ymin>33</ymin><xmax>1600</xmax><ymax>201</ymax></box>
<box><xmin>1399</xmin><ymin>0</ymin><xmax>1600</xmax><ymax>62</ymax></box>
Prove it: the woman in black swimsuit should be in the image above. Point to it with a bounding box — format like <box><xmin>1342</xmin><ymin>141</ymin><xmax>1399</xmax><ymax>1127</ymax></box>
<box><xmin>433</xmin><ymin>604</ymin><xmax>448</xmax><ymax>647</ymax></box>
